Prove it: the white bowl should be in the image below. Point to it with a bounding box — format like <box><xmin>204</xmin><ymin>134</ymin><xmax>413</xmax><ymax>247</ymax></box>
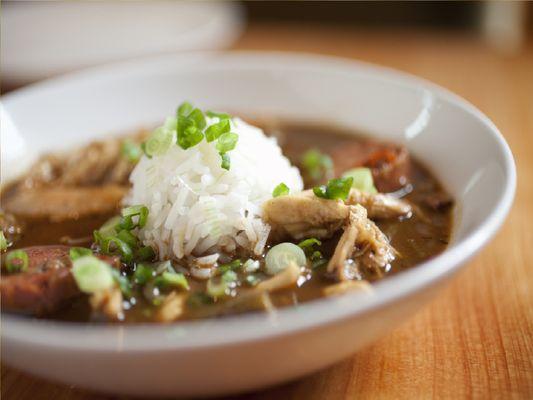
<box><xmin>1</xmin><ymin>52</ymin><xmax>516</xmax><ymax>397</ymax></box>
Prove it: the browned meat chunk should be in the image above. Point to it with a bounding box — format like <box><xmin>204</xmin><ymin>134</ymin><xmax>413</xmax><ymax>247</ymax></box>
<box><xmin>3</xmin><ymin>185</ymin><xmax>127</xmax><ymax>221</ymax></box>
<box><xmin>331</xmin><ymin>141</ymin><xmax>411</xmax><ymax>193</ymax></box>
<box><xmin>1</xmin><ymin>246</ymin><xmax>79</xmax><ymax>315</ymax></box>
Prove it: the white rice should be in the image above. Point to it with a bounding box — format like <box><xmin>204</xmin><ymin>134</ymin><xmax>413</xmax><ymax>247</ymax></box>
<box><xmin>126</xmin><ymin>117</ymin><xmax>303</xmax><ymax>261</ymax></box>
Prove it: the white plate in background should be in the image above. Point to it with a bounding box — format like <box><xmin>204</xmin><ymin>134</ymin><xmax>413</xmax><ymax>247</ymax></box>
<box><xmin>1</xmin><ymin>1</ymin><xmax>244</xmax><ymax>86</ymax></box>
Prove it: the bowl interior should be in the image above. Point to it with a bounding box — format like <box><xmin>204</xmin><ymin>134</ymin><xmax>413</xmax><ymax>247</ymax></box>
<box><xmin>1</xmin><ymin>51</ymin><xmax>515</xmax><ymax>349</ymax></box>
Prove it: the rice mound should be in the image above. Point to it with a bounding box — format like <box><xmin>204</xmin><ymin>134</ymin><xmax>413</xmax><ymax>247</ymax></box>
<box><xmin>126</xmin><ymin>117</ymin><xmax>303</xmax><ymax>260</ymax></box>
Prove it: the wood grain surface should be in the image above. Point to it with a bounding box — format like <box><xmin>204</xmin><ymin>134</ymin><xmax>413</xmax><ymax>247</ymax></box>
<box><xmin>2</xmin><ymin>24</ymin><xmax>532</xmax><ymax>400</ymax></box>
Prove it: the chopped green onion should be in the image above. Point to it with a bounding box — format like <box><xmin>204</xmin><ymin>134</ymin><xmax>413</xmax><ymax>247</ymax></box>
<box><xmin>140</xmin><ymin>142</ymin><xmax>151</xmax><ymax>159</ymax></box>
<box><xmin>342</xmin><ymin>167</ymin><xmax>377</xmax><ymax>194</ymax></box>
<box><xmin>216</xmin><ymin>132</ymin><xmax>238</xmax><ymax>153</ymax></box>
<box><xmin>177</xmin><ymin>101</ymin><xmax>194</xmax><ymax>117</ymax></box>
<box><xmin>302</xmin><ymin>149</ymin><xmax>334</xmax><ymax>181</ymax></box>
<box><xmin>0</xmin><ymin>231</ymin><xmax>7</xmax><ymax>252</ymax></box>
<box><xmin>206</xmin><ymin>270</ymin><xmax>237</xmax><ymax>299</ymax></box>
<box><xmin>264</xmin><ymin>242</ymin><xmax>306</xmax><ymax>276</ymax></box>
<box><xmin>69</xmin><ymin>247</ymin><xmax>93</xmax><ymax>260</ymax></box>
<box><xmin>111</xmin><ymin>269</ymin><xmax>133</xmax><ymax>298</ymax></box>
<box><xmin>311</xmin><ymin>250</ymin><xmax>323</xmax><ymax>261</ymax></box>
<box><xmin>100</xmin><ymin>236</ymin><xmax>133</xmax><ymax>263</ymax></box>
<box><xmin>220</xmin><ymin>153</ymin><xmax>231</xmax><ymax>170</ymax></box>
<box><xmin>298</xmin><ymin>238</ymin><xmax>322</xmax><ymax>257</ymax></box>
<box><xmin>121</xmin><ymin>140</ymin><xmax>142</xmax><ymax>163</ymax></box>
<box><xmin>144</xmin><ymin>125</ymin><xmax>174</xmax><ymax>157</ymax></box>
<box><xmin>313</xmin><ymin>177</ymin><xmax>354</xmax><ymax>201</ymax></box>
<box><xmin>205</xmin><ymin>118</ymin><xmax>230</xmax><ymax>142</ymax></box>
<box><xmin>177</xmin><ymin>119</ymin><xmax>204</xmax><ymax>150</ymax></box>
<box><xmin>117</xmin><ymin>229</ymin><xmax>137</xmax><ymax>249</ymax></box>
<box><xmin>120</xmin><ymin>205</ymin><xmax>149</xmax><ymax>230</ymax></box>
<box><xmin>188</xmin><ymin>108</ymin><xmax>206</xmax><ymax>130</ymax></box>
<box><xmin>206</xmin><ymin>110</ymin><xmax>232</xmax><ymax>120</ymax></box>
<box><xmin>272</xmin><ymin>182</ymin><xmax>290</xmax><ymax>198</ymax></box>
<box><xmin>298</xmin><ymin>238</ymin><xmax>321</xmax><ymax>250</ymax></box>
<box><xmin>72</xmin><ymin>256</ymin><xmax>114</xmax><ymax>293</ymax></box>
<box><xmin>311</xmin><ymin>257</ymin><xmax>328</xmax><ymax>270</ymax></box>
<box><xmin>4</xmin><ymin>249</ymin><xmax>29</xmax><ymax>273</ymax></box>
<box><xmin>135</xmin><ymin>246</ymin><xmax>156</xmax><ymax>262</ymax></box>
<box><xmin>218</xmin><ymin>259</ymin><xmax>242</xmax><ymax>274</ymax></box>
<box><xmin>97</xmin><ymin>216</ymin><xmax>121</xmax><ymax>238</ymax></box>
<box><xmin>134</xmin><ymin>263</ymin><xmax>155</xmax><ymax>285</ymax></box>
<box><xmin>159</xmin><ymin>271</ymin><xmax>190</xmax><ymax>291</ymax></box>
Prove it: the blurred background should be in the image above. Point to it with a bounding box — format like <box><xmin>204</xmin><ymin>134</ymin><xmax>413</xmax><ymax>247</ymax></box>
<box><xmin>2</xmin><ymin>1</ymin><xmax>532</xmax><ymax>92</ymax></box>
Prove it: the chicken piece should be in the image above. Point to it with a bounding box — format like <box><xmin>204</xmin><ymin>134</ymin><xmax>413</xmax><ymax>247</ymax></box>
<box><xmin>90</xmin><ymin>286</ymin><xmax>124</xmax><ymax>321</ymax></box>
<box><xmin>346</xmin><ymin>188</ymin><xmax>411</xmax><ymax>219</ymax></box>
<box><xmin>155</xmin><ymin>291</ymin><xmax>186</xmax><ymax>323</ymax></box>
<box><xmin>3</xmin><ymin>185</ymin><xmax>127</xmax><ymax>221</ymax></box>
<box><xmin>263</xmin><ymin>190</ymin><xmax>349</xmax><ymax>241</ymax></box>
<box><xmin>263</xmin><ymin>188</ymin><xmax>410</xmax><ymax>242</ymax></box>
<box><xmin>327</xmin><ymin>205</ymin><xmax>396</xmax><ymax>280</ymax></box>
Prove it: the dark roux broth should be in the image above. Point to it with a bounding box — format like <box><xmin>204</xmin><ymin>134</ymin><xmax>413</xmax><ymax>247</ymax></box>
<box><xmin>2</xmin><ymin>121</ymin><xmax>453</xmax><ymax>323</ymax></box>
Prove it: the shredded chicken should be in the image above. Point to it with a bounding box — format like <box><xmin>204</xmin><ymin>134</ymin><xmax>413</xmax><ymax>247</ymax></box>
<box><xmin>90</xmin><ymin>286</ymin><xmax>124</xmax><ymax>321</ymax></box>
<box><xmin>155</xmin><ymin>291</ymin><xmax>186</xmax><ymax>323</ymax></box>
<box><xmin>264</xmin><ymin>191</ymin><xmax>401</xmax><ymax>281</ymax></box>
<box><xmin>346</xmin><ymin>188</ymin><xmax>412</xmax><ymax>219</ymax></box>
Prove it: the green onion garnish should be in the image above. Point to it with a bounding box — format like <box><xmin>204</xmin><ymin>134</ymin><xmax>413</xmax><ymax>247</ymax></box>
<box><xmin>158</xmin><ymin>271</ymin><xmax>190</xmax><ymax>291</ymax></box>
<box><xmin>0</xmin><ymin>231</ymin><xmax>7</xmax><ymax>252</ymax></box>
<box><xmin>218</xmin><ymin>259</ymin><xmax>242</xmax><ymax>275</ymax></box>
<box><xmin>69</xmin><ymin>247</ymin><xmax>93</xmax><ymax>260</ymax></box>
<box><xmin>117</xmin><ymin>229</ymin><xmax>138</xmax><ymax>249</ymax></box>
<box><xmin>188</xmin><ymin>108</ymin><xmax>206</xmax><ymax>130</ymax></box>
<box><xmin>72</xmin><ymin>256</ymin><xmax>114</xmax><ymax>293</ymax></box>
<box><xmin>177</xmin><ymin>101</ymin><xmax>194</xmax><ymax>117</ymax></box>
<box><xmin>216</xmin><ymin>132</ymin><xmax>238</xmax><ymax>154</ymax></box>
<box><xmin>206</xmin><ymin>270</ymin><xmax>238</xmax><ymax>299</ymax></box>
<box><xmin>220</xmin><ymin>153</ymin><xmax>231</xmax><ymax>170</ymax></box>
<box><xmin>4</xmin><ymin>249</ymin><xmax>29</xmax><ymax>273</ymax></box>
<box><xmin>205</xmin><ymin>118</ymin><xmax>230</xmax><ymax>142</ymax></box>
<box><xmin>135</xmin><ymin>246</ymin><xmax>156</xmax><ymax>262</ymax></box>
<box><xmin>177</xmin><ymin>119</ymin><xmax>204</xmax><ymax>150</ymax></box>
<box><xmin>111</xmin><ymin>269</ymin><xmax>133</xmax><ymax>298</ymax></box>
<box><xmin>272</xmin><ymin>182</ymin><xmax>290</xmax><ymax>198</ymax></box>
<box><xmin>134</xmin><ymin>263</ymin><xmax>155</xmax><ymax>285</ymax></box>
<box><xmin>313</xmin><ymin>177</ymin><xmax>354</xmax><ymax>201</ymax></box>
<box><xmin>100</xmin><ymin>236</ymin><xmax>133</xmax><ymax>264</ymax></box>
<box><xmin>121</xmin><ymin>140</ymin><xmax>142</xmax><ymax>163</ymax></box>
<box><xmin>343</xmin><ymin>167</ymin><xmax>377</xmax><ymax>194</ymax></box>
<box><xmin>144</xmin><ymin>124</ymin><xmax>174</xmax><ymax>157</ymax></box>
<box><xmin>264</xmin><ymin>243</ymin><xmax>306</xmax><ymax>275</ymax></box>
<box><xmin>297</xmin><ymin>238</ymin><xmax>322</xmax><ymax>257</ymax></box>
<box><xmin>120</xmin><ymin>205</ymin><xmax>149</xmax><ymax>230</ymax></box>
<box><xmin>302</xmin><ymin>149</ymin><xmax>334</xmax><ymax>181</ymax></box>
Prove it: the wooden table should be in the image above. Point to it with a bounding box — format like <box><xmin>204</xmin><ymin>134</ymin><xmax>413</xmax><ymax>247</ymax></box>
<box><xmin>2</xmin><ymin>25</ymin><xmax>532</xmax><ymax>399</ymax></box>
